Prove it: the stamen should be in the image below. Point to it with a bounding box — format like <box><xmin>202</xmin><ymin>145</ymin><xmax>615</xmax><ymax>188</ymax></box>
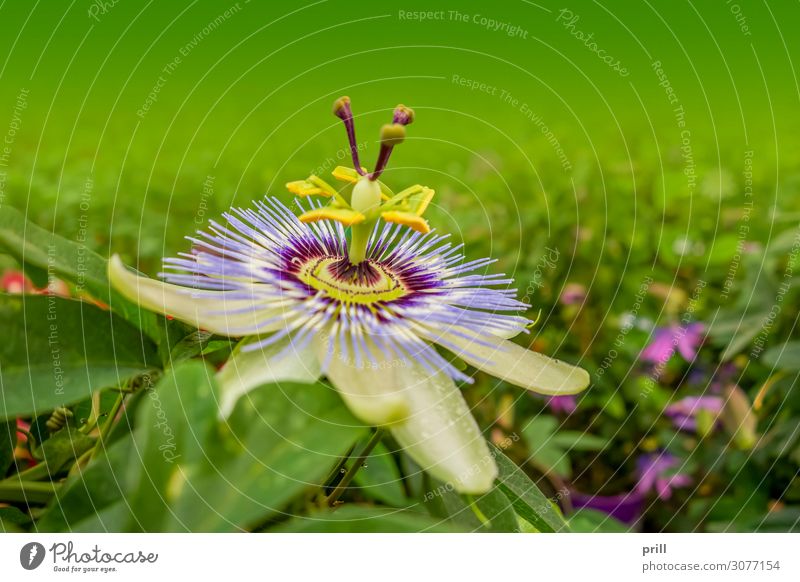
<box><xmin>333</xmin><ymin>96</ymin><xmax>365</xmax><ymax>175</ymax></box>
<box><xmin>369</xmin><ymin>123</ymin><xmax>405</xmax><ymax>182</ymax></box>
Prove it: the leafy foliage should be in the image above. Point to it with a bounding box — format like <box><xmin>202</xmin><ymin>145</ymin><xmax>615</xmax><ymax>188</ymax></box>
<box><xmin>0</xmin><ymin>294</ymin><xmax>158</xmax><ymax>419</ymax></box>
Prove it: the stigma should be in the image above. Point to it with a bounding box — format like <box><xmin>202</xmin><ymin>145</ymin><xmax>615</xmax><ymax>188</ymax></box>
<box><xmin>286</xmin><ymin>97</ymin><xmax>437</xmax><ymax>265</ymax></box>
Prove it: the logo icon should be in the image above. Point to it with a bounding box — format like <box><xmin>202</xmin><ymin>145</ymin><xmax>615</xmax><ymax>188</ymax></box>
<box><xmin>20</xmin><ymin>542</ymin><xmax>46</xmax><ymax>570</ymax></box>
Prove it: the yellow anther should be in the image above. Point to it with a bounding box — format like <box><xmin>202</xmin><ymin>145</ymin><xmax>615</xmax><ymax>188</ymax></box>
<box><xmin>409</xmin><ymin>187</ymin><xmax>435</xmax><ymax>215</ymax></box>
<box><xmin>331</xmin><ymin>166</ymin><xmax>369</xmax><ymax>183</ymax></box>
<box><xmin>299</xmin><ymin>207</ymin><xmax>366</xmax><ymax>226</ymax></box>
<box><xmin>380</xmin><ymin>211</ymin><xmax>430</xmax><ymax>233</ymax></box>
<box><xmin>286</xmin><ymin>180</ymin><xmax>323</xmax><ymax>197</ymax></box>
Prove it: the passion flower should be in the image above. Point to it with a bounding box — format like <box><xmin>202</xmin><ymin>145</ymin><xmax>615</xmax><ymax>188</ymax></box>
<box><xmin>109</xmin><ymin>98</ymin><xmax>589</xmax><ymax>493</ymax></box>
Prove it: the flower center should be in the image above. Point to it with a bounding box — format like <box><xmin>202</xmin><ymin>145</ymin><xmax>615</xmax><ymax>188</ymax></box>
<box><xmin>296</xmin><ymin>256</ymin><xmax>408</xmax><ymax>304</ymax></box>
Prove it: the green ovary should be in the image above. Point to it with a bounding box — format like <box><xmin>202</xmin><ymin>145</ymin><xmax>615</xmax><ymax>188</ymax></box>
<box><xmin>297</xmin><ymin>257</ymin><xmax>408</xmax><ymax>305</ymax></box>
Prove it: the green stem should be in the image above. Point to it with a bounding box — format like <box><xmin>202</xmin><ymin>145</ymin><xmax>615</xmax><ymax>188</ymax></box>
<box><xmin>79</xmin><ymin>391</ymin><xmax>102</xmax><ymax>434</ymax></box>
<box><xmin>7</xmin><ymin>462</ymin><xmax>51</xmax><ymax>482</ymax></box>
<box><xmin>0</xmin><ymin>480</ymin><xmax>57</xmax><ymax>504</ymax></box>
<box><xmin>67</xmin><ymin>448</ymin><xmax>95</xmax><ymax>478</ymax></box>
<box><xmin>90</xmin><ymin>392</ymin><xmax>126</xmax><ymax>460</ymax></box>
<box><xmin>348</xmin><ymin>222</ymin><xmax>373</xmax><ymax>264</ymax></box>
<box><xmin>322</xmin><ymin>443</ymin><xmax>357</xmax><ymax>489</ymax></box>
<box><xmin>326</xmin><ymin>428</ymin><xmax>384</xmax><ymax>507</ymax></box>
<box><xmin>466</xmin><ymin>494</ymin><xmax>491</xmax><ymax>527</ymax></box>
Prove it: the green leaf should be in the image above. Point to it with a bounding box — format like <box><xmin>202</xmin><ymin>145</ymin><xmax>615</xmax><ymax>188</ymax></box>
<box><xmin>522</xmin><ymin>416</ymin><xmax>571</xmax><ymax>477</ymax></box>
<box><xmin>168</xmin><ymin>329</ymin><xmax>232</xmax><ymax>364</ymax></box>
<box><xmin>0</xmin><ymin>295</ymin><xmax>158</xmax><ymax>420</ymax></box>
<box><xmin>353</xmin><ymin>443</ymin><xmax>410</xmax><ymax>507</ymax></box>
<box><xmin>492</xmin><ymin>446</ymin><xmax>569</xmax><ymax>533</ymax></box>
<box><xmin>711</xmin><ymin>313</ymin><xmax>769</xmax><ymax>360</ymax></box>
<box><xmin>550</xmin><ymin>431</ymin><xmax>609</xmax><ymax>451</ymax></box>
<box><xmin>0</xmin><ymin>205</ymin><xmax>159</xmax><ymax>338</ymax></box>
<box><xmin>568</xmin><ymin>508</ymin><xmax>629</xmax><ymax>532</ymax></box>
<box><xmin>0</xmin><ymin>506</ymin><xmax>31</xmax><ymax>529</ymax></box>
<box><xmin>155</xmin><ymin>376</ymin><xmax>366</xmax><ymax>532</ymax></box>
<box><xmin>762</xmin><ymin>341</ymin><xmax>800</xmax><ymax>372</ymax></box>
<box><xmin>34</xmin><ymin>426</ymin><xmax>95</xmax><ymax>476</ymax></box>
<box><xmin>124</xmin><ymin>360</ymin><xmax>220</xmax><ymax>532</ymax></box>
<box><xmin>425</xmin><ymin>481</ymin><xmax>518</xmax><ymax>532</ymax></box>
<box><xmin>37</xmin><ymin>436</ymin><xmax>133</xmax><ymax>532</ymax></box>
<box><xmin>274</xmin><ymin>505</ymin><xmax>465</xmax><ymax>532</ymax></box>
<box><xmin>472</xmin><ymin>487</ymin><xmax>519</xmax><ymax>532</ymax></box>
<box><xmin>69</xmin><ymin>501</ymin><xmax>137</xmax><ymax>533</ymax></box>
<box><xmin>521</xmin><ymin>416</ymin><xmax>608</xmax><ymax>478</ymax></box>
<box><xmin>45</xmin><ymin>367</ymin><xmax>367</xmax><ymax>532</ymax></box>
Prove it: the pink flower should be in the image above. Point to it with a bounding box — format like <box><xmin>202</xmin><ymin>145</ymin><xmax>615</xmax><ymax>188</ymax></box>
<box><xmin>548</xmin><ymin>395</ymin><xmax>578</xmax><ymax>415</ymax></box>
<box><xmin>559</xmin><ymin>283</ymin><xmax>587</xmax><ymax>306</ymax></box>
<box><xmin>664</xmin><ymin>395</ymin><xmax>723</xmax><ymax>432</ymax></box>
<box><xmin>635</xmin><ymin>452</ymin><xmax>692</xmax><ymax>500</ymax></box>
<box><xmin>641</xmin><ymin>322</ymin><xmax>705</xmax><ymax>365</ymax></box>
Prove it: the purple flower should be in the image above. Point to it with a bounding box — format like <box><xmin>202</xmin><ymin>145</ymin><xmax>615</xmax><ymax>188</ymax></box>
<box><xmin>641</xmin><ymin>322</ymin><xmax>705</xmax><ymax>365</ymax></box>
<box><xmin>664</xmin><ymin>395</ymin><xmax>723</xmax><ymax>432</ymax></box>
<box><xmin>548</xmin><ymin>395</ymin><xmax>578</xmax><ymax>415</ymax></box>
<box><xmin>635</xmin><ymin>452</ymin><xmax>692</xmax><ymax>500</ymax></box>
<box><xmin>569</xmin><ymin>490</ymin><xmax>643</xmax><ymax>525</ymax></box>
<box><xmin>570</xmin><ymin>452</ymin><xmax>693</xmax><ymax>524</ymax></box>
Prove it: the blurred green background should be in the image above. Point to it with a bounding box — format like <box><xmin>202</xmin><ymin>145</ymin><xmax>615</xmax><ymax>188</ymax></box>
<box><xmin>1</xmin><ymin>0</ymin><xmax>799</xmax><ymax>531</ymax></box>
<box><xmin>1</xmin><ymin>0</ymin><xmax>797</xmax><ymax>267</ymax></box>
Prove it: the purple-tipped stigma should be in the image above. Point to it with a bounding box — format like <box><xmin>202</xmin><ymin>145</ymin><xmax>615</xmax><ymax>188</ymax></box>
<box><xmin>333</xmin><ymin>96</ymin><xmax>365</xmax><ymax>175</ymax></box>
<box><xmin>332</xmin><ymin>97</ymin><xmax>415</xmax><ymax>182</ymax></box>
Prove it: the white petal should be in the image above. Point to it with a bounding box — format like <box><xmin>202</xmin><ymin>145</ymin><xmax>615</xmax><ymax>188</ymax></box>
<box><xmin>419</xmin><ymin>327</ymin><xmax>590</xmax><ymax>395</ymax></box>
<box><xmin>389</xmin><ymin>363</ymin><xmax>497</xmax><ymax>494</ymax></box>
<box><xmin>216</xmin><ymin>336</ymin><xmax>321</xmax><ymax>418</ymax></box>
<box><xmin>313</xmin><ymin>334</ymin><xmax>410</xmax><ymax>426</ymax></box>
<box><xmin>489</xmin><ymin>327</ymin><xmax>523</xmax><ymax>340</ymax></box>
<box><xmin>108</xmin><ymin>254</ymin><xmax>284</xmax><ymax>336</ymax></box>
